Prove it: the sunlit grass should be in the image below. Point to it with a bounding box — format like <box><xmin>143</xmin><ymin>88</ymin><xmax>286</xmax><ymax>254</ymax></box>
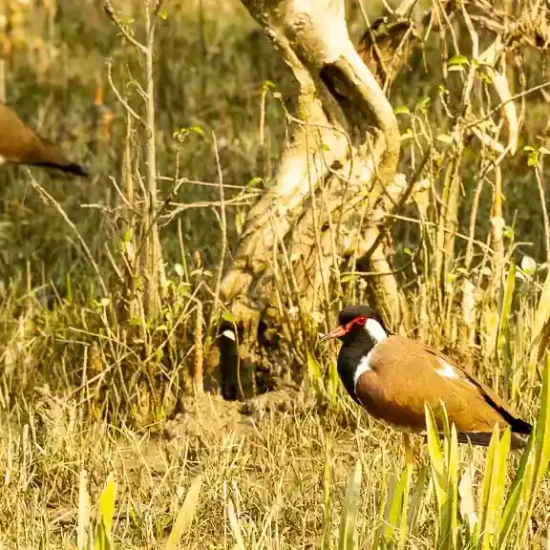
<box><xmin>0</xmin><ymin>0</ymin><xmax>549</xmax><ymax>548</ymax></box>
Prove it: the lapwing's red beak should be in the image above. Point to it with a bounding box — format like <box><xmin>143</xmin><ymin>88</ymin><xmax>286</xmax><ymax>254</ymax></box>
<box><xmin>319</xmin><ymin>324</ymin><xmax>347</xmax><ymax>343</ymax></box>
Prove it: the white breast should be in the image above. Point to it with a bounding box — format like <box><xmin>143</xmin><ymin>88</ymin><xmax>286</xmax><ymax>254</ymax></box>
<box><xmin>353</xmin><ymin>350</ymin><xmax>375</xmax><ymax>392</ymax></box>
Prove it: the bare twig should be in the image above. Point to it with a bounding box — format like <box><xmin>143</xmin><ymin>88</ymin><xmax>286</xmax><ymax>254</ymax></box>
<box><xmin>106</xmin><ymin>61</ymin><xmax>143</xmax><ymax>123</ymax></box>
<box><xmin>28</xmin><ymin>173</ymin><xmax>109</xmax><ymax>296</ymax></box>
<box><xmin>103</xmin><ymin>0</ymin><xmax>147</xmax><ymax>54</ymax></box>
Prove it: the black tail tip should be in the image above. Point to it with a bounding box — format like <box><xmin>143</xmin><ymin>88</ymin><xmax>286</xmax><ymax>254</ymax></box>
<box><xmin>64</xmin><ymin>163</ymin><xmax>88</xmax><ymax>177</ymax></box>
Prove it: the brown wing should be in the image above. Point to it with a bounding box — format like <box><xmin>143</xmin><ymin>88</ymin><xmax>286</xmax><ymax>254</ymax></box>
<box><xmin>359</xmin><ymin>336</ymin><xmax>530</xmax><ymax>436</ymax></box>
<box><xmin>420</xmin><ymin>342</ymin><xmax>531</xmax><ymax>434</ymax></box>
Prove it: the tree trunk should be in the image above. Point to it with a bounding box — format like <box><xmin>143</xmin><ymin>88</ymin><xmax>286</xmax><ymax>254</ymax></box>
<box><xmin>217</xmin><ymin>0</ymin><xmax>420</xmax><ymax>397</ymax></box>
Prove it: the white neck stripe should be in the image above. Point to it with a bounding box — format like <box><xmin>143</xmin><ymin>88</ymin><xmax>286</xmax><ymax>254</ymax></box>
<box><xmin>365</xmin><ymin>318</ymin><xmax>388</xmax><ymax>343</ymax></box>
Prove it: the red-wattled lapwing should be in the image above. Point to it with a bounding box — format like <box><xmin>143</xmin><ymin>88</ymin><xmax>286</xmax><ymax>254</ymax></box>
<box><xmin>0</xmin><ymin>101</ymin><xmax>88</xmax><ymax>177</ymax></box>
<box><xmin>320</xmin><ymin>305</ymin><xmax>532</xmax><ymax>461</ymax></box>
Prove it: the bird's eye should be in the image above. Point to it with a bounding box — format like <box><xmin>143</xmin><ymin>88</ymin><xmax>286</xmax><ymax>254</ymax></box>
<box><xmin>355</xmin><ymin>316</ymin><xmax>367</xmax><ymax>326</ymax></box>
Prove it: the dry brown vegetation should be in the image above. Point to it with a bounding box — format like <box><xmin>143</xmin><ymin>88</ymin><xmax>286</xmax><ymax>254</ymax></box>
<box><xmin>0</xmin><ymin>0</ymin><xmax>550</xmax><ymax>548</ymax></box>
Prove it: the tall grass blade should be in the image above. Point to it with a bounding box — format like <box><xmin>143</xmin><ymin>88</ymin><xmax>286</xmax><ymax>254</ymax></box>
<box><xmin>327</xmin><ymin>360</ymin><xmax>339</xmax><ymax>407</ymax></box>
<box><xmin>530</xmin><ymin>272</ymin><xmax>550</xmax><ymax>354</ymax></box>
<box><xmin>307</xmin><ymin>352</ymin><xmax>325</xmax><ymax>400</ymax></box>
<box><xmin>424</xmin><ymin>403</ymin><xmax>449</xmax><ymax>547</ymax></box>
<box><xmin>398</xmin><ymin>465</ymin><xmax>413</xmax><ymax>550</ymax></box>
<box><xmin>77</xmin><ymin>469</ymin><xmax>90</xmax><ymax>550</ymax></box>
<box><xmin>476</xmin><ymin>425</ymin><xmax>499</xmax><ymax>544</ymax></box>
<box><xmin>481</xmin><ymin>428</ymin><xmax>510</xmax><ymax>549</ymax></box>
<box><xmin>517</xmin><ymin>353</ymin><xmax>550</xmax><ymax>544</ymax></box>
<box><xmin>407</xmin><ymin>466</ymin><xmax>428</xmax><ymax>533</ymax></box>
<box><xmin>383</xmin><ymin>466</ymin><xmax>412</xmax><ymax>547</ymax></box>
<box><xmin>227</xmin><ymin>497</ymin><xmax>246</xmax><ymax>550</ymax></box>
<box><xmin>321</xmin><ymin>443</ymin><xmax>332</xmax><ymax>550</ymax></box>
<box><xmin>338</xmin><ymin>459</ymin><xmax>363</xmax><ymax>550</ymax></box>
<box><xmin>165</xmin><ymin>475</ymin><xmax>203</xmax><ymax>550</ymax></box>
<box><xmin>95</xmin><ymin>473</ymin><xmax>117</xmax><ymax>550</ymax></box>
<box><xmin>446</xmin><ymin>425</ymin><xmax>459</xmax><ymax>550</ymax></box>
<box><xmin>458</xmin><ymin>464</ymin><xmax>477</xmax><ymax>541</ymax></box>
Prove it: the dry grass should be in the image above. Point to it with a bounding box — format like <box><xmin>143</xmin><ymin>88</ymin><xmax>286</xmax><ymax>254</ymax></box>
<box><xmin>1</xmin><ymin>0</ymin><xmax>550</xmax><ymax>548</ymax></box>
<box><xmin>1</xmin><ymin>386</ymin><xmax>547</xmax><ymax>549</ymax></box>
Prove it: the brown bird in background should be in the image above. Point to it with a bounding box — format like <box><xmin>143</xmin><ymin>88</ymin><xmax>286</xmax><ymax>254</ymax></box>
<box><xmin>0</xmin><ymin>101</ymin><xmax>88</xmax><ymax>177</ymax></box>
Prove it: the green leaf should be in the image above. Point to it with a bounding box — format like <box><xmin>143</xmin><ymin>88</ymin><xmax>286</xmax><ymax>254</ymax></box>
<box><xmin>447</xmin><ymin>54</ymin><xmax>469</xmax><ymax>67</ymax></box>
<box><xmin>220</xmin><ymin>311</ymin><xmax>236</xmax><ymax>324</ymax></box>
<box><xmin>415</xmin><ymin>97</ymin><xmax>431</xmax><ymax>112</ymax></box>
<box><xmin>247</xmin><ymin>177</ymin><xmax>263</xmax><ymax>188</ymax></box>
<box><xmin>393</xmin><ymin>106</ymin><xmax>410</xmax><ymax>115</ymax></box>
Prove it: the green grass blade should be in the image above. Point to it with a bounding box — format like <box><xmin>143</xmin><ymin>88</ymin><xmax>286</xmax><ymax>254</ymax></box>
<box><xmin>446</xmin><ymin>425</ymin><xmax>459</xmax><ymax>550</ymax></box>
<box><xmin>477</xmin><ymin>424</ymin><xmax>499</xmax><ymax>539</ymax></box>
<box><xmin>425</xmin><ymin>403</ymin><xmax>445</xmax><ymax>502</ymax></box>
<box><xmin>307</xmin><ymin>352</ymin><xmax>325</xmax><ymax>400</ymax></box>
<box><xmin>327</xmin><ymin>360</ymin><xmax>339</xmax><ymax>406</ymax></box>
<box><xmin>530</xmin><ymin>272</ymin><xmax>550</xmax><ymax>353</ymax></box>
<box><xmin>517</xmin><ymin>353</ymin><xmax>550</xmax><ymax>544</ymax></box>
<box><xmin>515</xmin><ymin>451</ymin><xmax>537</xmax><ymax>544</ymax></box>
<box><xmin>165</xmin><ymin>475</ymin><xmax>202</xmax><ymax>550</ymax></box>
<box><xmin>532</xmin><ymin>353</ymin><xmax>550</xmax><ymax>491</ymax></box>
<box><xmin>424</xmin><ymin>403</ymin><xmax>448</xmax><ymax>547</ymax></box>
<box><xmin>321</xmin><ymin>443</ymin><xmax>332</xmax><ymax>550</ymax></box>
<box><xmin>499</xmin><ymin>420</ymin><xmax>536</xmax><ymax>544</ymax></box>
<box><xmin>481</xmin><ymin>428</ymin><xmax>510</xmax><ymax>549</ymax></box>
<box><xmin>383</xmin><ymin>466</ymin><xmax>412</xmax><ymax>548</ymax></box>
<box><xmin>95</xmin><ymin>473</ymin><xmax>117</xmax><ymax>550</ymax></box>
<box><xmin>407</xmin><ymin>465</ymin><xmax>428</xmax><ymax>533</ymax></box>
<box><xmin>398</xmin><ymin>465</ymin><xmax>413</xmax><ymax>550</ymax></box>
<box><xmin>339</xmin><ymin>459</ymin><xmax>363</xmax><ymax>550</ymax></box>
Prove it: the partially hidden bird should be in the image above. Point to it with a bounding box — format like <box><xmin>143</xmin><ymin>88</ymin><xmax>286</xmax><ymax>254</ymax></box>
<box><xmin>0</xmin><ymin>101</ymin><xmax>88</xmax><ymax>177</ymax></box>
<box><xmin>320</xmin><ymin>305</ymin><xmax>532</xmax><ymax>456</ymax></box>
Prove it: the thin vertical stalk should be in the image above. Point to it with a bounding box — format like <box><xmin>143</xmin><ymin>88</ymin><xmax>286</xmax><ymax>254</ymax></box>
<box><xmin>208</xmin><ymin>132</ymin><xmax>227</xmax><ymax>339</ymax></box>
<box><xmin>535</xmin><ymin>164</ymin><xmax>550</xmax><ymax>263</ymax></box>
